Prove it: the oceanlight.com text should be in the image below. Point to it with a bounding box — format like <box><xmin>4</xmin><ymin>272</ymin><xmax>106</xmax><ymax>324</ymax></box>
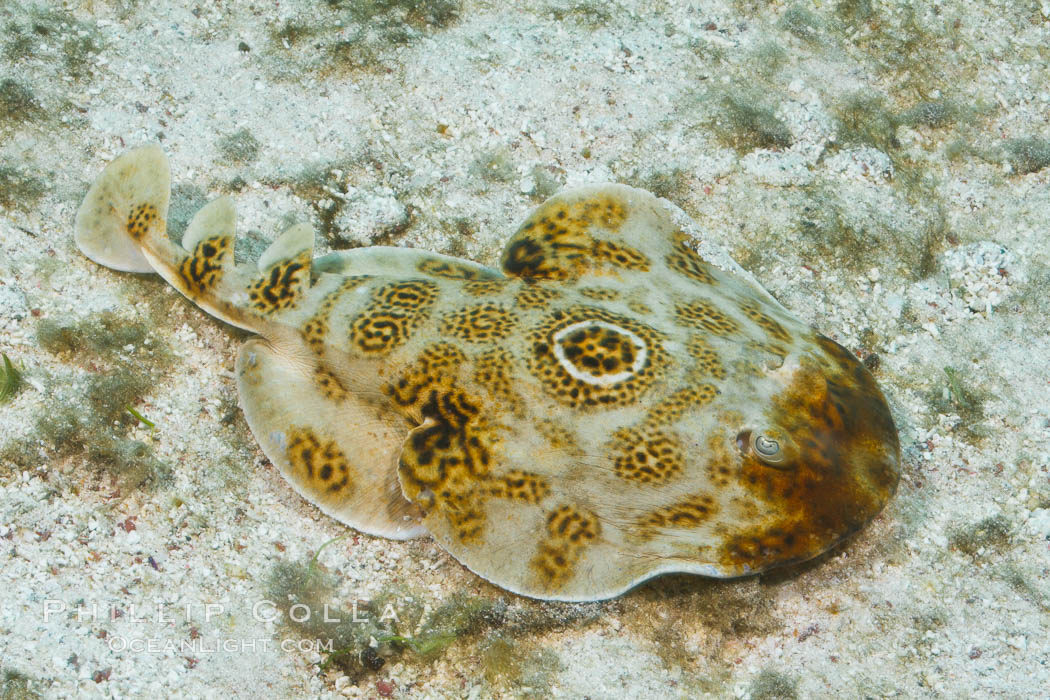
<box><xmin>104</xmin><ymin>636</ymin><xmax>335</xmax><ymax>654</ymax></box>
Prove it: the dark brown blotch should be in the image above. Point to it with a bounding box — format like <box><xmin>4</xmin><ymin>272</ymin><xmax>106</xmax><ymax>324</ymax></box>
<box><xmin>719</xmin><ymin>342</ymin><xmax>899</xmax><ymax>573</ymax></box>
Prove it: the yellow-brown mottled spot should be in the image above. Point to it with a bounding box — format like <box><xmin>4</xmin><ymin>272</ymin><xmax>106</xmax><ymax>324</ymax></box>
<box><xmin>248</xmin><ymin>250</ymin><xmax>310</xmax><ymax>313</ymax></box>
<box><xmin>667</xmin><ymin>231</ymin><xmax>716</xmax><ymax>285</ymax></box>
<box><xmin>374</xmin><ymin>279</ymin><xmax>439</xmax><ymax>310</ymax></box>
<box><xmin>463</xmin><ymin>278</ymin><xmax>512</xmax><ymax>297</ymax></box>
<box><xmin>738</xmin><ymin>299</ymin><xmax>793</xmax><ymax>344</ymax></box>
<box><xmin>592</xmin><ymin>239</ymin><xmax>650</xmax><ymax>272</ymax></box>
<box><xmin>314</xmin><ymin>365</ymin><xmax>349</xmax><ymax>401</ymax></box>
<box><xmin>489</xmin><ymin>470</ymin><xmax>550</xmax><ymax>504</ymax></box>
<box><xmin>398</xmin><ymin>408</ymin><xmax>498</xmax><ymax>487</ymax></box>
<box><xmin>627</xmin><ymin>300</ymin><xmax>652</xmax><ymax>315</ymax></box>
<box><xmin>126</xmin><ymin>203</ymin><xmax>159</xmax><ymax>240</ymax></box>
<box><xmin>502</xmin><ymin>217</ymin><xmax>591</xmax><ymax>280</ymax></box>
<box><xmin>675</xmin><ymin>298</ymin><xmax>740</xmax><ymax>335</ymax></box>
<box><xmin>301</xmin><ymin>316</ymin><xmax>329</xmax><ymax>356</ymax></box>
<box><xmin>546</xmin><ymin>504</ymin><xmax>600</xmax><ymax>542</ymax></box>
<box><xmin>439</xmin><ymin>303</ymin><xmax>518</xmax><ymax>343</ymax></box>
<box><xmin>530</xmin><ymin>504</ymin><xmax>601</xmax><ymax>590</ymax></box>
<box><xmin>535</xmin><ymin>419</ymin><xmax>584</xmax><ymax>456</ymax></box>
<box><xmin>686</xmin><ymin>335</ymin><xmax>727</xmax><ymax>380</ymax></box>
<box><xmin>531</xmin><ymin>541</ymin><xmax>576</xmax><ymax>589</ymax></box>
<box><xmin>577</xmin><ymin>286</ymin><xmax>621</xmax><ymax>301</ymax></box>
<box><xmin>563</xmin><ymin>194</ymin><xmax>627</xmax><ymax>232</ymax></box>
<box><xmin>398</xmin><ymin>398</ymin><xmax>503</xmax><ymax>544</ymax></box>
<box><xmin>349</xmin><ymin>310</ymin><xmax>418</xmax><ymax>354</ymax></box>
<box><xmin>704</xmin><ymin>433</ymin><xmax>736</xmax><ymax>487</ymax></box>
<box><xmin>527</xmin><ymin>306</ymin><xmax>667</xmax><ymax>408</ymax></box>
<box><xmin>610</xmin><ymin>427</ymin><xmax>685</xmax><ymax>484</ymax></box>
<box><xmin>636</xmin><ymin>493</ymin><xmax>718</xmax><ymax>539</ymax></box>
<box><xmin>643</xmin><ymin>384</ymin><xmax>719</xmax><ymax>427</ymax></box>
<box><xmin>286</xmin><ymin>427</ymin><xmax>353</xmax><ymax>495</ymax></box>
<box><xmin>473</xmin><ymin>347</ymin><xmax>523</xmax><ymax>416</ymax></box>
<box><xmin>417</xmin><ymin>258</ymin><xmax>498</xmax><ymax>281</ymax></box>
<box><xmin>388</xmin><ymin>346</ymin><xmax>504</xmax><ymax>539</ymax></box>
<box><xmin>501</xmin><ymin>194</ymin><xmax>630</xmax><ymax>280</ymax></box>
<box><xmin>515</xmin><ymin>284</ymin><xmax>562</xmax><ymax>309</ymax></box>
<box><xmin>399</xmin><ymin>418</ymin><xmax>479</xmax><ymax>488</ymax></box>
<box><xmin>385</xmin><ymin>342</ymin><xmax>466</xmax><ymax>412</ymax></box>
<box><xmin>557</xmin><ymin>324</ymin><xmax>639</xmax><ymax>379</ymax></box>
<box><xmin>349</xmin><ymin>280</ymin><xmax>439</xmax><ymax>355</ymax></box>
<box><xmin>178</xmin><ymin>235</ymin><xmax>231</xmax><ymax>296</ymax></box>
<box><xmin>442</xmin><ymin>490</ymin><xmax>487</xmax><ymax>544</ymax></box>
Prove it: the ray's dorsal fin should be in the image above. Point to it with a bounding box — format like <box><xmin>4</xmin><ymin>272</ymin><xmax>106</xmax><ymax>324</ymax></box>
<box><xmin>182</xmin><ymin>195</ymin><xmax>236</xmax><ymax>251</ymax></box>
<box><xmin>259</xmin><ymin>222</ymin><xmax>313</xmax><ymax>272</ymax></box>
<box><xmin>175</xmin><ymin>197</ymin><xmax>238</xmax><ymax>305</ymax></box>
<box><xmin>244</xmin><ymin>223</ymin><xmax>314</xmax><ymax>318</ymax></box>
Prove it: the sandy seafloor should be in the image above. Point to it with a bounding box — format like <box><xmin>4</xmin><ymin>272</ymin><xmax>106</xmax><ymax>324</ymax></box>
<box><xmin>2</xmin><ymin>0</ymin><xmax>1049</xmax><ymax>697</ymax></box>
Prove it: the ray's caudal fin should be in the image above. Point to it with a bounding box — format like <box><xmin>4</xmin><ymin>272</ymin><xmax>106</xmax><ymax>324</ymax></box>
<box><xmin>75</xmin><ymin>145</ymin><xmax>313</xmax><ymax>333</ymax></box>
<box><xmin>76</xmin><ymin>145</ymin><xmax>429</xmax><ymax>540</ymax></box>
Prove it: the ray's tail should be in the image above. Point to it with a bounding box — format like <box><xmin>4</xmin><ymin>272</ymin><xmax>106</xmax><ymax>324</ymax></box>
<box><xmin>75</xmin><ymin>145</ymin><xmax>314</xmax><ymax>333</ymax></box>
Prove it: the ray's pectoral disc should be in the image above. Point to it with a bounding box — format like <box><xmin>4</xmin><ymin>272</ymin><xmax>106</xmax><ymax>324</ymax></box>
<box><xmin>75</xmin><ymin>147</ymin><xmax>900</xmax><ymax>602</ymax></box>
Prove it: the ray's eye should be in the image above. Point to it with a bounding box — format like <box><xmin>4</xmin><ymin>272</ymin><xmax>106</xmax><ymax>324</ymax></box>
<box><xmin>753</xmin><ymin>434</ymin><xmax>782</xmax><ymax>460</ymax></box>
<box><xmin>737</xmin><ymin>428</ymin><xmax>795</xmax><ymax>469</ymax></box>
